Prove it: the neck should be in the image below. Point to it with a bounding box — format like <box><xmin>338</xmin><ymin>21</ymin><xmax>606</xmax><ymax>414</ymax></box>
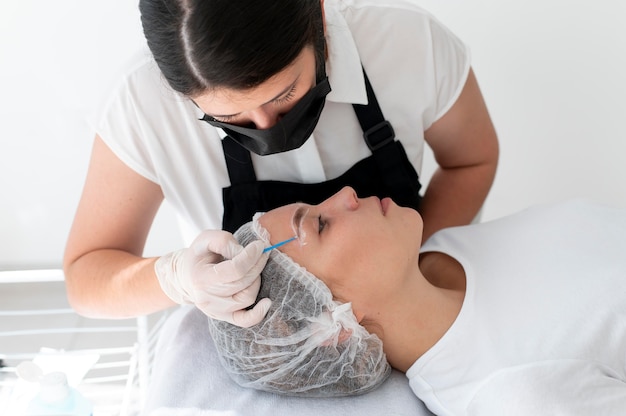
<box><xmin>364</xmin><ymin>252</ymin><xmax>466</xmax><ymax>372</ymax></box>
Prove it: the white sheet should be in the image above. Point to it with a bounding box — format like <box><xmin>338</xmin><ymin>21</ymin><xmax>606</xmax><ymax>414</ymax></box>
<box><xmin>144</xmin><ymin>306</ymin><xmax>433</xmax><ymax>416</ymax></box>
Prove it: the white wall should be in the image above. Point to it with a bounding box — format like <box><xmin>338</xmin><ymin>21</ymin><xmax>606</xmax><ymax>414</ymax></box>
<box><xmin>0</xmin><ymin>0</ymin><xmax>182</xmax><ymax>268</ymax></box>
<box><xmin>417</xmin><ymin>0</ymin><xmax>626</xmax><ymax>220</ymax></box>
<box><xmin>2</xmin><ymin>1</ymin><xmax>625</xmax><ymax>268</ymax></box>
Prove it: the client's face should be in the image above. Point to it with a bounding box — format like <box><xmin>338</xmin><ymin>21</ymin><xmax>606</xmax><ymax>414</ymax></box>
<box><xmin>259</xmin><ymin>186</ymin><xmax>423</xmax><ymax>315</ymax></box>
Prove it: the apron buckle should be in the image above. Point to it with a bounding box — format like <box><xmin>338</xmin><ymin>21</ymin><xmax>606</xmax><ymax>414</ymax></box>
<box><xmin>363</xmin><ymin>120</ymin><xmax>395</xmax><ymax>151</ymax></box>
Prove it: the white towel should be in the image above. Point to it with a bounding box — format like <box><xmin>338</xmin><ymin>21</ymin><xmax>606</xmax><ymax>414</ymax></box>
<box><xmin>144</xmin><ymin>306</ymin><xmax>433</xmax><ymax>416</ymax></box>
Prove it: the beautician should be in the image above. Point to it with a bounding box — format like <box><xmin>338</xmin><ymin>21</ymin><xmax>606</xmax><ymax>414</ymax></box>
<box><xmin>63</xmin><ymin>0</ymin><xmax>498</xmax><ymax>327</ymax></box>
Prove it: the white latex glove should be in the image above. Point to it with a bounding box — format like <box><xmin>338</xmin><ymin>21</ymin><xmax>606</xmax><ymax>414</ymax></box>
<box><xmin>155</xmin><ymin>230</ymin><xmax>271</xmax><ymax>327</ymax></box>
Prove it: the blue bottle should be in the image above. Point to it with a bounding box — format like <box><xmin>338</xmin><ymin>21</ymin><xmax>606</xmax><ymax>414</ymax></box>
<box><xmin>25</xmin><ymin>371</ymin><xmax>93</xmax><ymax>416</ymax></box>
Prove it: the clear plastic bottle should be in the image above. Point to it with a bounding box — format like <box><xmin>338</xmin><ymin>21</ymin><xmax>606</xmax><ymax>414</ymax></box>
<box><xmin>25</xmin><ymin>371</ymin><xmax>93</xmax><ymax>416</ymax></box>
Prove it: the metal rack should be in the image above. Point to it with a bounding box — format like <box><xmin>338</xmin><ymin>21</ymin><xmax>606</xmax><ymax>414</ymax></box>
<box><xmin>0</xmin><ymin>269</ymin><xmax>166</xmax><ymax>415</ymax></box>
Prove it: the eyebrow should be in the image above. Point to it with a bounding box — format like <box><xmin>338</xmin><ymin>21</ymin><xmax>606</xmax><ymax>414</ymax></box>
<box><xmin>207</xmin><ymin>77</ymin><xmax>300</xmax><ymax>120</ymax></box>
<box><xmin>291</xmin><ymin>205</ymin><xmax>307</xmax><ymax>238</ymax></box>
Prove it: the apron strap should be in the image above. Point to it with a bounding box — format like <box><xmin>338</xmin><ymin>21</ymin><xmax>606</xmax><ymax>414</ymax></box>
<box><xmin>222</xmin><ymin>67</ymin><xmax>402</xmax><ymax>185</ymax></box>
<box><xmin>220</xmin><ymin>67</ymin><xmax>422</xmax><ymax>231</ymax></box>
<box><xmin>352</xmin><ymin>69</ymin><xmax>396</xmax><ymax>152</ymax></box>
<box><xmin>222</xmin><ymin>135</ymin><xmax>257</xmax><ymax>183</ymax></box>
<box><xmin>352</xmin><ymin>68</ymin><xmax>418</xmax><ymax>203</ymax></box>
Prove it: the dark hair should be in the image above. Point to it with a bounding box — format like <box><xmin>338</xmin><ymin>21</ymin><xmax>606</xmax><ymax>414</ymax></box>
<box><xmin>139</xmin><ymin>0</ymin><xmax>326</xmax><ymax>96</ymax></box>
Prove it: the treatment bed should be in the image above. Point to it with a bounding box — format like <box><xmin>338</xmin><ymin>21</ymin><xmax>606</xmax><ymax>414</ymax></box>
<box><xmin>143</xmin><ymin>305</ymin><xmax>434</xmax><ymax>416</ymax></box>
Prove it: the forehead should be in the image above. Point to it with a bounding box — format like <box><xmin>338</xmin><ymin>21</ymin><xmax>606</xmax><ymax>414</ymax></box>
<box><xmin>259</xmin><ymin>203</ymin><xmax>301</xmax><ymax>239</ymax></box>
<box><xmin>198</xmin><ymin>75</ymin><xmax>287</xmax><ymax>116</ymax></box>
<box><xmin>194</xmin><ymin>47</ymin><xmax>316</xmax><ymax>115</ymax></box>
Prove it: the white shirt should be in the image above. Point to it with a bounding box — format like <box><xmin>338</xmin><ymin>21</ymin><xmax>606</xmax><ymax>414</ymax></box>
<box><xmin>91</xmin><ymin>0</ymin><xmax>469</xmax><ymax>243</ymax></box>
<box><xmin>409</xmin><ymin>200</ymin><xmax>626</xmax><ymax>415</ymax></box>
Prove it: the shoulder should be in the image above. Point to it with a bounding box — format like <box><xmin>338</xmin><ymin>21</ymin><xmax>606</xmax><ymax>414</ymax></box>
<box><xmin>332</xmin><ymin>0</ymin><xmax>437</xmax><ymax>15</ymax></box>
<box><xmin>106</xmin><ymin>49</ymin><xmax>179</xmax><ymax>109</ymax></box>
<box><xmin>468</xmin><ymin>360</ymin><xmax>626</xmax><ymax>415</ymax></box>
<box><xmin>505</xmin><ymin>199</ymin><xmax>626</xmax><ymax>230</ymax></box>
<box><xmin>92</xmin><ymin>47</ymin><xmax>194</xmax><ymax>127</ymax></box>
<box><xmin>424</xmin><ymin>199</ymin><xmax>626</xmax><ymax>260</ymax></box>
<box><xmin>331</xmin><ymin>0</ymin><xmax>448</xmax><ymax>32</ymax></box>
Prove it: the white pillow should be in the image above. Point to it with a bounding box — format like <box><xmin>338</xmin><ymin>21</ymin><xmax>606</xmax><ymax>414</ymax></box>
<box><xmin>144</xmin><ymin>306</ymin><xmax>434</xmax><ymax>416</ymax></box>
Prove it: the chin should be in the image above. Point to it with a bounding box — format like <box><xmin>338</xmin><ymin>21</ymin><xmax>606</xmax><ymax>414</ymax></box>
<box><xmin>403</xmin><ymin>206</ymin><xmax>423</xmax><ymax>231</ymax></box>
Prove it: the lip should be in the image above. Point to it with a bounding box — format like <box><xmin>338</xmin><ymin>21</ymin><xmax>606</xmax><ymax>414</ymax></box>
<box><xmin>380</xmin><ymin>197</ymin><xmax>392</xmax><ymax>215</ymax></box>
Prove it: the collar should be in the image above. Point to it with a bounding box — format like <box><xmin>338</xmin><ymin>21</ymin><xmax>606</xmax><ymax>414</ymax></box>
<box><xmin>323</xmin><ymin>1</ymin><xmax>368</xmax><ymax>105</ymax></box>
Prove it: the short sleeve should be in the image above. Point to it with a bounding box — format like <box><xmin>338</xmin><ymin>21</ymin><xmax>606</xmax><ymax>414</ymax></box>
<box><xmin>427</xmin><ymin>16</ymin><xmax>471</xmax><ymax>124</ymax></box>
<box><xmin>86</xmin><ymin>49</ymin><xmax>205</xmax><ymax>187</ymax></box>
<box><xmin>87</xmin><ymin>51</ymin><xmax>163</xmax><ymax>183</ymax></box>
<box><xmin>94</xmin><ymin>77</ymin><xmax>159</xmax><ymax>183</ymax></box>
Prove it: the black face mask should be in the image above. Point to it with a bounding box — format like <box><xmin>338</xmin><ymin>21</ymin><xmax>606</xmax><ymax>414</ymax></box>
<box><xmin>202</xmin><ymin>77</ymin><xmax>331</xmax><ymax>156</ymax></box>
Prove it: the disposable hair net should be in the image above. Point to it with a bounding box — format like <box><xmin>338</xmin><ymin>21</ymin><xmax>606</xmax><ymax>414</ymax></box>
<box><xmin>208</xmin><ymin>214</ymin><xmax>391</xmax><ymax>397</ymax></box>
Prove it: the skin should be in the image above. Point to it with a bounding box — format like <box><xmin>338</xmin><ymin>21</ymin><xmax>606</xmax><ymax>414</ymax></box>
<box><xmin>63</xmin><ymin>47</ymin><xmax>319</xmax><ymax>319</ymax></box>
<box><xmin>422</xmin><ymin>68</ymin><xmax>499</xmax><ymax>243</ymax></box>
<box><xmin>64</xmin><ymin>4</ymin><xmax>497</xmax><ymax>318</ymax></box>
<box><xmin>196</xmin><ymin>47</ymin><xmax>318</xmax><ymax>128</ymax></box>
<box><xmin>258</xmin><ymin>186</ymin><xmax>466</xmax><ymax>372</ymax></box>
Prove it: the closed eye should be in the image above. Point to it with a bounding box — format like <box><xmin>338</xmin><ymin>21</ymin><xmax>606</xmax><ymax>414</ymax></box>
<box><xmin>211</xmin><ymin>114</ymin><xmax>237</xmax><ymax>123</ymax></box>
<box><xmin>318</xmin><ymin>215</ymin><xmax>327</xmax><ymax>233</ymax></box>
<box><xmin>273</xmin><ymin>84</ymin><xmax>297</xmax><ymax>105</ymax></box>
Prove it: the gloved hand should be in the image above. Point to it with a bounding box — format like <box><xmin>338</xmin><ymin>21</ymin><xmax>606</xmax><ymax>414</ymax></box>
<box><xmin>155</xmin><ymin>230</ymin><xmax>271</xmax><ymax>327</ymax></box>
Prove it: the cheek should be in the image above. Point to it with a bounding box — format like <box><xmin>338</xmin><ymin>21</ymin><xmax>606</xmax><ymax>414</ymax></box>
<box><xmin>316</xmin><ymin>225</ymin><xmax>382</xmax><ymax>280</ymax></box>
<box><xmin>315</xmin><ymin>247</ymin><xmax>374</xmax><ymax>298</ymax></box>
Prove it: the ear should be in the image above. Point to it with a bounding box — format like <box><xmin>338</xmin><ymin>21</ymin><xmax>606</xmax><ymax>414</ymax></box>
<box><xmin>353</xmin><ymin>310</ymin><xmax>366</xmax><ymax>324</ymax></box>
<box><xmin>336</xmin><ymin>327</ymin><xmax>353</xmax><ymax>343</ymax></box>
<box><xmin>321</xmin><ymin>327</ymin><xmax>353</xmax><ymax>346</ymax></box>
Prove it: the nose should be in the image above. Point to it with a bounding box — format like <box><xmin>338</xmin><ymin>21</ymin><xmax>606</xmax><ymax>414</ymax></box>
<box><xmin>247</xmin><ymin>107</ymin><xmax>281</xmax><ymax>130</ymax></box>
<box><xmin>325</xmin><ymin>186</ymin><xmax>359</xmax><ymax>211</ymax></box>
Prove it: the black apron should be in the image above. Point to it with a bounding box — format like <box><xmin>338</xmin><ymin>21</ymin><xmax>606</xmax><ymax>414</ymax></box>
<box><xmin>221</xmin><ymin>70</ymin><xmax>422</xmax><ymax>233</ymax></box>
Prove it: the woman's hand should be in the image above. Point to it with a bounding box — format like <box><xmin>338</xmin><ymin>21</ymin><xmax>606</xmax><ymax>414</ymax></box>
<box><xmin>155</xmin><ymin>230</ymin><xmax>271</xmax><ymax>327</ymax></box>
